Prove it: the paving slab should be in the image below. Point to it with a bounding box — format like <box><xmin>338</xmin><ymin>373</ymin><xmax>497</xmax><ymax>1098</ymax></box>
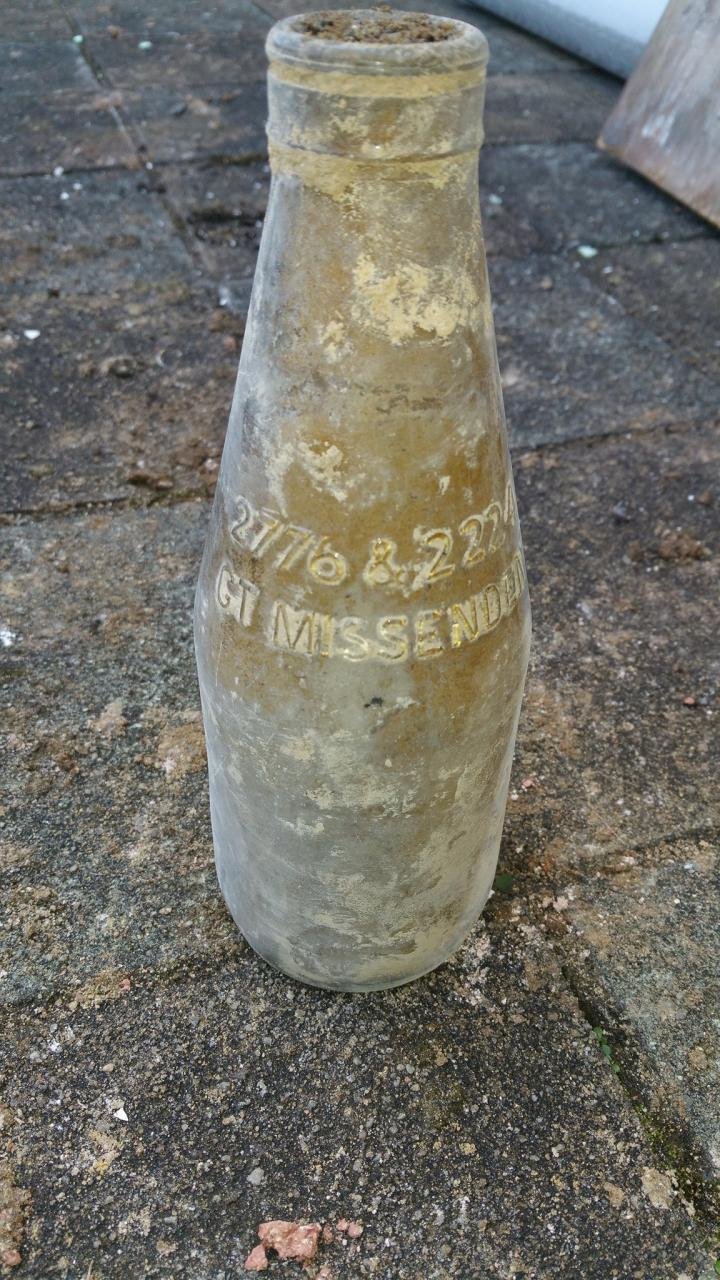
<box><xmin>0</xmin><ymin>39</ymin><xmax>97</xmax><ymax>93</ymax></box>
<box><xmin>506</xmin><ymin>421</ymin><xmax>718</xmax><ymax>863</ymax></box>
<box><xmin>2</xmin><ymin>422</ymin><xmax>717</xmax><ymax>1007</ymax></box>
<box><xmin>557</xmin><ymin>835</ymin><xmax>720</xmax><ymax>1215</ymax></box>
<box><xmin>0</xmin><ymin>289</ymin><xmax>241</xmax><ymax>513</ymax></box>
<box><xmin>577</xmin><ymin>237</ymin><xmax>720</xmax><ymax>381</ymax></box>
<box><xmin>479</xmin><ymin>142</ymin><xmax>708</xmax><ymax>258</ymax></box>
<box><xmin>0</xmin><ymin>169</ymin><xmax>196</xmax><ymax>304</ymax></box>
<box><xmin>0</xmin><ymin>89</ymin><xmax>136</xmax><ymax>177</ymax></box>
<box><xmin>2</xmin><ymin>5</ymin><xmax>718</xmax><ymax>1274</ymax></box>
<box><xmin>80</xmin><ymin>24</ymin><xmax>269</xmax><ymax>92</ymax></box>
<box><xmin>155</xmin><ymin>161</ymin><xmax>267</xmax><ymax>305</ymax></box>
<box><xmin>484</xmin><ymin>71</ymin><xmax>618</xmax><ymax>146</ymax></box>
<box><xmin>489</xmin><ymin>253</ymin><xmax>719</xmax><ymax>445</ymax></box>
<box><xmin>70</xmin><ymin>0</ymin><xmax>270</xmax><ymax>36</ymax></box>
<box><xmin>87</xmin><ymin>63</ymin><xmax>616</xmax><ymax>169</ymax></box>
<box><xmin>159</xmin><ymin>146</ymin><xmax>703</xmax><ymax>303</ymax></box>
<box><xmin>1</xmin><ymin>2</ymin><xmax>72</xmax><ymax>40</ymax></box>
<box><xmin>119</xmin><ymin>82</ymin><xmax>268</xmax><ymax>165</ymax></box>
<box><xmin>152</xmin><ymin>150</ymin><xmax>708</xmax><ymax>306</ymax></box>
<box><xmin>0</xmin><ymin>501</ymin><xmax>224</xmax><ymax>1006</ymax></box>
<box><xmin>0</xmin><ymin>914</ymin><xmax>709</xmax><ymax>1278</ymax></box>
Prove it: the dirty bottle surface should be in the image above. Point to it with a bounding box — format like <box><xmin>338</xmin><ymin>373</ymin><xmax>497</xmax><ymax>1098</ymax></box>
<box><xmin>194</xmin><ymin>8</ymin><xmax>531</xmax><ymax>991</ymax></box>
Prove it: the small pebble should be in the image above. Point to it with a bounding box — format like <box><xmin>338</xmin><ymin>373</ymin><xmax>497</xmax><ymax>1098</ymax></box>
<box><xmin>577</xmin><ymin>245</ymin><xmax>598</xmax><ymax>259</ymax></box>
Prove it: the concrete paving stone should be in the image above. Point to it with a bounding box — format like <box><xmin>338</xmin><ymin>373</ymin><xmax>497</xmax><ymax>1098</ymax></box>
<box><xmin>0</xmin><ymin>916</ymin><xmax>710</xmax><ymax>1278</ymax></box>
<box><xmin>0</xmin><ymin>169</ymin><xmax>197</xmax><ymax>305</ymax></box>
<box><xmin>0</xmin><ymin>501</ymin><xmax>230</xmax><ymax>1006</ymax></box>
<box><xmin>489</xmin><ymin>253</ymin><xmax>720</xmax><ymax>446</ymax></box>
<box><xmin>1</xmin><ymin>423</ymin><xmax>717</xmax><ymax>1004</ymax></box>
<box><xmin>69</xmin><ymin>0</ymin><xmax>272</xmax><ymax>35</ymax></box>
<box><xmin>577</xmin><ymin>237</ymin><xmax>720</xmax><ymax>381</ymax></box>
<box><xmin>558</xmin><ymin>835</ymin><xmax>720</xmax><ymax>1214</ymax></box>
<box><xmin>157</xmin><ymin>160</ymin><xmax>268</xmax><ymax>300</ymax></box>
<box><xmin>0</xmin><ymin>89</ymin><xmax>136</xmax><ymax>177</ymax></box>
<box><xmin>0</xmin><ymin>39</ymin><xmax>97</xmax><ymax>93</ymax></box>
<box><xmin>120</xmin><ymin>82</ymin><xmax>268</xmax><ymax>165</ymax></box>
<box><xmin>82</xmin><ymin>25</ymin><xmax>269</xmax><ymax>92</ymax></box>
<box><xmin>0</xmin><ymin>289</ymin><xmax>242</xmax><ymax>512</ymax></box>
<box><xmin>0</xmin><ymin>1</ymin><xmax>71</xmax><ymax>40</ymax></box>
<box><xmin>504</xmin><ymin>421</ymin><xmax>718</xmax><ymax>870</ymax></box>
<box><xmin>484</xmin><ymin>71</ymin><xmax>618</xmax><ymax>146</ymax></box>
<box><xmin>479</xmin><ymin>142</ymin><xmax>709</xmax><ymax>259</ymax></box>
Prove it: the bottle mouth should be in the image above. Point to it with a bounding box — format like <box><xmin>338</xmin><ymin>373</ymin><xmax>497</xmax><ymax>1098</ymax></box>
<box><xmin>266</xmin><ymin>8</ymin><xmax>489</xmax><ymax>75</ymax></box>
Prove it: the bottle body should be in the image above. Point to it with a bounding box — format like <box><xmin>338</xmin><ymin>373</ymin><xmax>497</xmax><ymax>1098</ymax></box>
<box><xmin>194</xmin><ymin>11</ymin><xmax>531</xmax><ymax>991</ymax></box>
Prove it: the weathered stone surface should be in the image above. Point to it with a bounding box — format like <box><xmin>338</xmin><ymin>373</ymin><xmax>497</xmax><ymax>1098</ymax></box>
<box><xmin>2</xmin><ymin>3</ymin><xmax>73</xmax><ymax>39</ymax></box>
<box><xmin>0</xmin><ymin>291</ymin><xmax>239</xmax><ymax>513</ymax></box>
<box><xmin>1</xmin><ymin>917</ymin><xmax>708</xmax><ymax>1278</ymax></box>
<box><xmin>0</xmin><ymin>502</ymin><xmax>228</xmax><ymax>1006</ymax></box>
<box><xmin>69</xmin><ymin>0</ymin><xmax>270</xmax><ymax>33</ymax></box>
<box><xmin>119</xmin><ymin>82</ymin><xmax>268</xmax><ymax>164</ymax></box>
<box><xmin>578</xmin><ymin>237</ymin><xmax>720</xmax><ymax>380</ymax></box>
<box><xmin>480</xmin><ymin>142</ymin><xmax>708</xmax><ymax>258</ymax></box>
<box><xmin>506</xmin><ymin>421</ymin><xmax>718</xmax><ymax>865</ymax></box>
<box><xmin>0</xmin><ymin>169</ymin><xmax>195</xmax><ymax>303</ymax></box>
<box><xmin>490</xmin><ymin>254</ymin><xmax>720</xmax><ymax>446</ymax></box>
<box><xmin>558</xmin><ymin>835</ymin><xmax>720</xmax><ymax>1213</ymax></box>
<box><xmin>148</xmin><ymin>145</ymin><xmax>707</xmax><ymax>304</ymax></box>
<box><xmin>0</xmin><ymin>90</ymin><xmax>135</xmax><ymax>177</ymax></box>
<box><xmin>485</xmin><ymin>71</ymin><xmax>618</xmax><ymax>146</ymax></box>
<box><xmin>79</xmin><ymin>23</ymin><xmax>268</xmax><ymax>92</ymax></box>
<box><xmin>156</xmin><ymin>161</ymin><xmax>267</xmax><ymax>306</ymax></box>
<box><xmin>0</xmin><ymin>39</ymin><xmax>97</xmax><ymax>93</ymax></box>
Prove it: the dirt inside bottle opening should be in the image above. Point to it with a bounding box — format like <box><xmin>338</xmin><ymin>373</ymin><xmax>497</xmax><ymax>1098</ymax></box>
<box><xmin>294</xmin><ymin>9</ymin><xmax>457</xmax><ymax>43</ymax></box>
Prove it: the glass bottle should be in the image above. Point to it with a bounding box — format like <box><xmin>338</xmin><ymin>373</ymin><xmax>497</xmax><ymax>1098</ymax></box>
<box><xmin>194</xmin><ymin>9</ymin><xmax>531</xmax><ymax>991</ymax></box>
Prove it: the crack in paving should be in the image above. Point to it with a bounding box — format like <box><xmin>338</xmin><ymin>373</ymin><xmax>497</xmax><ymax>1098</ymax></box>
<box><xmin>561</xmin><ymin>958</ymin><xmax>720</xmax><ymax>1234</ymax></box>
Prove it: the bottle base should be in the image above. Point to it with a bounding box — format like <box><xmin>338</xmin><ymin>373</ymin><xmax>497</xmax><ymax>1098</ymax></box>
<box><xmin>233</xmin><ymin>907</ymin><xmax>488</xmax><ymax>993</ymax></box>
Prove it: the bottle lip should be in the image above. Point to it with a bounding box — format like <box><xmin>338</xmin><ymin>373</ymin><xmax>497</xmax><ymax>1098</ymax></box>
<box><xmin>266</xmin><ymin>9</ymin><xmax>489</xmax><ymax>76</ymax></box>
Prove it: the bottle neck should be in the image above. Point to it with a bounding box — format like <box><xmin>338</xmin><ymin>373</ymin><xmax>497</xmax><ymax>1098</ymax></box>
<box><xmin>243</xmin><ymin>143</ymin><xmax>487</xmax><ymax>394</ymax></box>
<box><xmin>264</xmin><ymin>11</ymin><xmax>489</xmax><ymax>163</ymax></box>
<box><xmin>267</xmin><ymin>58</ymin><xmax>486</xmax><ymax>161</ymax></box>
<box><xmin>242</xmin><ymin>15</ymin><xmax>492</xmax><ymax>394</ymax></box>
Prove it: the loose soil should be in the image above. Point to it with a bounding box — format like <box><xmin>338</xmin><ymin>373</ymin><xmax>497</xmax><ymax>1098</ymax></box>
<box><xmin>294</xmin><ymin>10</ymin><xmax>457</xmax><ymax>43</ymax></box>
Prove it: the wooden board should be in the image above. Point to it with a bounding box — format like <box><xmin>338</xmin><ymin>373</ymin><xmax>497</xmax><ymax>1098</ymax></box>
<box><xmin>598</xmin><ymin>0</ymin><xmax>720</xmax><ymax>228</ymax></box>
